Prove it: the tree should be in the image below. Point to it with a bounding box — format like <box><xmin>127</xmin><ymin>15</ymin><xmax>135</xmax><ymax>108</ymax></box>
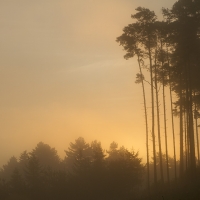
<box><xmin>106</xmin><ymin>144</ymin><xmax>144</xmax><ymax>199</ymax></box>
<box><xmin>154</xmin><ymin>21</ymin><xmax>171</xmax><ymax>184</ymax></box>
<box><xmin>131</xmin><ymin>8</ymin><xmax>158</xmax><ymax>184</ymax></box>
<box><xmin>194</xmin><ymin>100</ymin><xmax>200</xmax><ymax>166</ymax></box>
<box><xmin>116</xmin><ymin>7</ymin><xmax>158</xmax><ymax>186</ymax></box>
<box><xmin>117</xmin><ymin>0</ymin><xmax>200</xmax><ymax>185</ymax></box>
<box><xmin>64</xmin><ymin>137</ymin><xmax>91</xmax><ymax>174</ymax></box>
<box><xmin>31</xmin><ymin>142</ymin><xmax>60</xmax><ymax>171</ymax></box>
<box><xmin>24</xmin><ymin>154</ymin><xmax>42</xmax><ymax>193</ymax></box>
<box><xmin>18</xmin><ymin>151</ymin><xmax>29</xmax><ymax>180</ymax></box>
<box><xmin>0</xmin><ymin>156</ymin><xmax>18</xmax><ymax>182</ymax></box>
<box><xmin>90</xmin><ymin>140</ymin><xmax>105</xmax><ymax>168</ymax></box>
<box><xmin>106</xmin><ymin>141</ymin><xmax>119</xmax><ymax>161</ymax></box>
<box><xmin>162</xmin><ymin>0</ymin><xmax>200</xmax><ymax>179</ymax></box>
<box><xmin>9</xmin><ymin>168</ymin><xmax>25</xmax><ymax>195</ymax></box>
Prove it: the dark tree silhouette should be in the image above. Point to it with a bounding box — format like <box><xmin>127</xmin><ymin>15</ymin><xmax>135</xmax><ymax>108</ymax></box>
<box><xmin>106</xmin><ymin>144</ymin><xmax>144</xmax><ymax>199</ymax></box>
<box><xmin>116</xmin><ymin>7</ymin><xmax>159</xmax><ymax>186</ymax></box>
<box><xmin>0</xmin><ymin>156</ymin><xmax>18</xmax><ymax>182</ymax></box>
<box><xmin>9</xmin><ymin>168</ymin><xmax>25</xmax><ymax>195</ymax></box>
<box><xmin>31</xmin><ymin>142</ymin><xmax>61</xmax><ymax>171</ymax></box>
<box><xmin>64</xmin><ymin>137</ymin><xmax>91</xmax><ymax>174</ymax></box>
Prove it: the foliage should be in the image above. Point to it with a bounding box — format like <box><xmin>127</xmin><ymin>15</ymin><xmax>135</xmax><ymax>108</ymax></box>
<box><xmin>31</xmin><ymin>142</ymin><xmax>61</xmax><ymax>170</ymax></box>
<box><xmin>0</xmin><ymin>139</ymin><xmax>144</xmax><ymax>200</ymax></box>
<box><xmin>116</xmin><ymin>0</ymin><xmax>200</xmax><ymax>198</ymax></box>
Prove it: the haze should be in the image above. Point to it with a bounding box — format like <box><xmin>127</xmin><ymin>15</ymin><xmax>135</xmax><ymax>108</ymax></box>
<box><xmin>0</xmin><ymin>0</ymin><xmax>175</xmax><ymax>167</ymax></box>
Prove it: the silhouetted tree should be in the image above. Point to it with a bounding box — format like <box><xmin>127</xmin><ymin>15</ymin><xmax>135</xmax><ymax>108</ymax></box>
<box><xmin>106</xmin><ymin>144</ymin><xmax>144</xmax><ymax>199</ymax></box>
<box><xmin>9</xmin><ymin>168</ymin><xmax>25</xmax><ymax>195</ymax></box>
<box><xmin>0</xmin><ymin>156</ymin><xmax>18</xmax><ymax>182</ymax></box>
<box><xmin>132</xmin><ymin>7</ymin><xmax>158</xmax><ymax>185</ymax></box>
<box><xmin>90</xmin><ymin>140</ymin><xmax>105</xmax><ymax>169</ymax></box>
<box><xmin>162</xmin><ymin>0</ymin><xmax>200</xmax><ymax>179</ymax></box>
<box><xmin>24</xmin><ymin>154</ymin><xmax>43</xmax><ymax>198</ymax></box>
<box><xmin>116</xmin><ymin>7</ymin><xmax>159</xmax><ymax>186</ymax></box>
<box><xmin>31</xmin><ymin>142</ymin><xmax>61</xmax><ymax>171</ymax></box>
<box><xmin>18</xmin><ymin>151</ymin><xmax>29</xmax><ymax>180</ymax></box>
<box><xmin>64</xmin><ymin>137</ymin><xmax>91</xmax><ymax>174</ymax></box>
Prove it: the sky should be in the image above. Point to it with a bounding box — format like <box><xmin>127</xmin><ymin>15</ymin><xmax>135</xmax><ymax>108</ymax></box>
<box><xmin>0</xmin><ymin>0</ymin><xmax>177</xmax><ymax>167</ymax></box>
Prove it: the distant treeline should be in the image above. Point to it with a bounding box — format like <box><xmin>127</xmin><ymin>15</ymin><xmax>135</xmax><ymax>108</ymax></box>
<box><xmin>0</xmin><ymin>138</ymin><xmax>145</xmax><ymax>200</ymax></box>
<box><xmin>1</xmin><ymin>138</ymin><xmax>195</xmax><ymax>200</ymax></box>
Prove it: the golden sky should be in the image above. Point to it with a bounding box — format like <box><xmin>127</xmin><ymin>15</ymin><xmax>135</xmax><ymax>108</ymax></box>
<box><xmin>0</xmin><ymin>0</ymin><xmax>176</xmax><ymax>166</ymax></box>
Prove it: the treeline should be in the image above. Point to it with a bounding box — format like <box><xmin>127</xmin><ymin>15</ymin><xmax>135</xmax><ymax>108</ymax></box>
<box><xmin>0</xmin><ymin>138</ymin><xmax>144</xmax><ymax>200</ymax></box>
<box><xmin>117</xmin><ymin>0</ymin><xmax>200</xmax><ymax>189</ymax></box>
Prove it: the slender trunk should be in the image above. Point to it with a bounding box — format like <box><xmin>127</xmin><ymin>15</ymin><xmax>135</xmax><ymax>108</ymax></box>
<box><xmin>154</xmin><ymin>48</ymin><xmax>164</xmax><ymax>184</ymax></box>
<box><xmin>186</xmin><ymin>60</ymin><xmax>196</xmax><ymax>177</ymax></box>
<box><xmin>187</xmin><ymin>102</ymin><xmax>191</xmax><ymax>169</ymax></box>
<box><xmin>148</xmin><ymin>41</ymin><xmax>157</xmax><ymax>184</ymax></box>
<box><xmin>160</xmin><ymin>41</ymin><xmax>169</xmax><ymax>184</ymax></box>
<box><xmin>188</xmin><ymin>86</ymin><xmax>196</xmax><ymax>174</ymax></box>
<box><xmin>184</xmin><ymin>110</ymin><xmax>188</xmax><ymax>171</ymax></box>
<box><xmin>167</xmin><ymin>48</ymin><xmax>177</xmax><ymax>181</ymax></box>
<box><xmin>185</xmin><ymin>76</ymin><xmax>191</xmax><ymax>169</ymax></box>
<box><xmin>179</xmin><ymin>73</ymin><xmax>184</xmax><ymax>178</ymax></box>
<box><xmin>137</xmin><ymin>54</ymin><xmax>150</xmax><ymax>190</ymax></box>
<box><xmin>169</xmin><ymin>84</ymin><xmax>177</xmax><ymax>180</ymax></box>
<box><xmin>163</xmin><ymin>82</ymin><xmax>170</xmax><ymax>183</ymax></box>
<box><xmin>194</xmin><ymin>92</ymin><xmax>200</xmax><ymax>166</ymax></box>
<box><xmin>188</xmin><ymin>89</ymin><xmax>196</xmax><ymax>175</ymax></box>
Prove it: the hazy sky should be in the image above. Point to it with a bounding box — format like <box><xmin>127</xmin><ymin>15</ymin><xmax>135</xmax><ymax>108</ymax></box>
<box><xmin>0</xmin><ymin>0</ymin><xmax>176</xmax><ymax>167</ymax></box>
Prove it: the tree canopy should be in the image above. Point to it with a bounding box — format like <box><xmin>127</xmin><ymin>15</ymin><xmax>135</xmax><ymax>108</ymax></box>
<box><xmin>0</xmin><ymin>139</ymin><xmax>144</xmax><ymax>200</ymax></box>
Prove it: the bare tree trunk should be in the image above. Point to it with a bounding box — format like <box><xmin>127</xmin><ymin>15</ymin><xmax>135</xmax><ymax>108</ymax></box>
<box><xmin>169</xmin><ymin>84</ymin><xmax>177</xmax><ymax>180</ymax></box>
<box><xmin>179</xmin><ymin>73</ymin><xmax>184</xmax><ymax>178</ymax></box>
<box><xmin>187</xmin><ymin>104</ymin><xmax>191</xmax><ymax>170</ymax></box>
<box><xmin>194</xmin><ymin>92</ymin><xmax>200</xmax><ymax>166</ymax></box>
<box><xmin>188</xmin><ymin>89</ymin><xmax>196</xmax><ymax>176</ymax></box>
<box><xmin>185</xmin><ymin>77</ymin><xmax>191</xmax><ymax>170</ymax></box>
<box><xmin>186</xmin><ymin>60</ymin><xmax>196</xmax><ymax>178</ymax></box>
<box><xmin>148</xmin><ymin>42</ymin><xmax>157</xmax><ymax>184</ymax></box>
<box><xmin>167</xmin><ymin>48</ymin><xmax>177</xmax><ymax>181</ymax></box>
<box><xmin>195</xmin><ymin>112</ymin><xmax>200</xmax><ymax>166</ymax></box>
<box><xmin>154</xmin><ymin>48</ymin><xmax>164</xmax><ymax>184</ymax></box>
<box><xmin>162</xmin><ymin>73</ymin><xmax>169</xmax><ymax>184</ymax></box>
<box><xmin>161</xmin><ymin>41</ymin><xmax>169</xmax><ymax>184</ymax></box>
<box><xmin>184</xmin><ymin>110</ymin><xmax>188</xmax><ymax>171</ymax></box>
<box><xmin>137</xmin><ymin>54</ymin><xmax>150</xmax><ymax>190</ymax></box>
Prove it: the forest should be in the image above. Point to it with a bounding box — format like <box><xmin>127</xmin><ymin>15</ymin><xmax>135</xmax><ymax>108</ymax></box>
<box><xmin>1</xmin><ymin>0</ymin><xmax>200</xmax><ymax>199</ymax></box>
<box><xmin>116</xmin><ymin>0</ymin><xmax>200</xmax><ymax>199</ymax></box>
<box><xmin>0</xmin><ymin>139</ymin><xmax>145</xmax><ymax>200</ymax></box>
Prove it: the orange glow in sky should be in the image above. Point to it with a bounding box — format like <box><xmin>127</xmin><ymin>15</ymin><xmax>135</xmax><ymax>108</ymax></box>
<box><xmin>0</xmin><ymin>0</ymin><xmax>176</xmax><ymax>166</ymax></box>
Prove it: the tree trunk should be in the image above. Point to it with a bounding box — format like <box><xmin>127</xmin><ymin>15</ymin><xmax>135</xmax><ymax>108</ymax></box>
<box><xmin>161</xmin><ymin>41</ymin><xmax>169</xmax><ymax>184</ymax></box>
<box><xmin>179</xmin><ymin>73</ymin><xmax>184</xmax><ymax>178</ymax></box>
<box><xmin>137</xmin><ymin>54</ymin><xmax>150</xmax><ymax>190</ymax></box>
<box><xmin>148</xmin><ymin>42</ymin><xmax>157</xmax><ymax>184</ymax></box>
<box><xmin>167</xmin><ymin>48</ymin><xmax>177</xmax><ymax>181</ymax></box>
<box><xmin>154</xmin><ymin>48</ymin><xmax>164</xmax><ymax>184</ymax></box>
<box><xmin>184</xmin><ymin>110</ymin><xmax>188</xmax><ymax>171</ymax></box>
<box><xmin>186</xmin><ymin>60</ymin><xmax>196</xmax><ymax>178</ymax></box>
<box><xmin>194</xmin><ymin>92</ymin><xmax>200</xmax><ymax>166</ymax></box>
